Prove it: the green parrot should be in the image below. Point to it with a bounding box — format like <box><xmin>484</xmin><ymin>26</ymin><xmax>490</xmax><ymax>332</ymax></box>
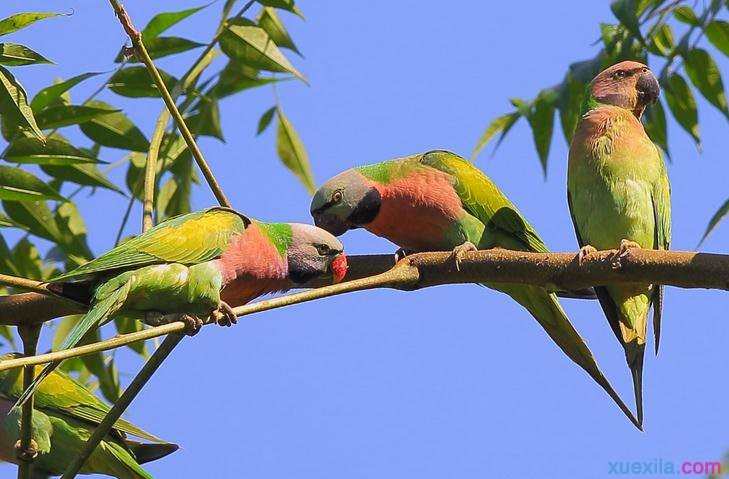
<box><xmin>310</xmin><ymin>150</ymin><xmax>640</xmax><ymax>429</ymax></box>
<box><xmin>0</xmin><ymin>353</ymin><xmax>177</xmax><ymax>478</ymax></box>
<box><xmin>567</xmin><ymin>60</ymin><xmax>671</xmax><ymax>426</ymax></box>
<box><xmin>13</xmin><ymin>207</ymin><xmax>348</xmax><ymax>408</ymax></box>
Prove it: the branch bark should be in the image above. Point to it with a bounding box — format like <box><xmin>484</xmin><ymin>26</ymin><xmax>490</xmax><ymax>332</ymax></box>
<box><xmin>2</xmin><ymin>247</ymin><xmax>729</xmax><ymax>373</ymax></box>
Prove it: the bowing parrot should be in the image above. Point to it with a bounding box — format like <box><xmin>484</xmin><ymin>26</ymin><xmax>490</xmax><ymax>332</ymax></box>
<box><xmin>310</xmin><ymin>150</ymin><xmax>640</xmax><ymax>429</ymax></box>
<box><xmin>14</xmin><ymin>207</ymin><xmax>348</xmax><ymax>408</ymax></box>
<box><xmin>0</xmin><ymin>353</ymin><xmax>177</xmax><ymax>478</ymax></box>
<box><xmin>567</xmin><ymin>60</ymin><xmax>671</xmax><ymax>426</ymax></box>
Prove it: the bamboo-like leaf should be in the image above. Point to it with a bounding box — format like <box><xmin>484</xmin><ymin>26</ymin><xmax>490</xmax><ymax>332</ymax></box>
<box><xmin>115</xmin><ymin>37</ymin><xmax>205</xmax><ymax>63</ymax></box>
<box><xmin>35</xmin><ymin>104</ymin><xmax>119</xmax><ymax>130</ymax></box>
<box><xmin>643</xmin><ymin>99</ymin><xmax>669</xmax><ymax>158</ymax></box>
<box><xmin>0</xmin><ymin>43</ymin><xmax>52</xmax><ymax>66</ymax></box>
<box><xmin>558</xmin><ymin>73</ymin><xmax>585</xmax><ymax>143</ymax></box>
<box><xmin>31</xmin><ymin>72</ymin><xmax>101</xmax><ymax>112</ymax></box>
<box><xmin>220</xmin><ymin>19</ymin><xmax>306</xmax><ymax>82</ymax></box>
<box><xmin>0</xmin><ymin>65</ymin><xmax>43</xmax><ymax>139</ymax></box>
<box><xmin>0</xmin><ymin>166</ymin><xmax>65</xmax><ymax>202</ymax></box>
<box><xmin>79</xmin><ymin>100</ymin><xmax>150</xmax><ymax>152</ymax></box>
<box><xmin>41</xmin><ymin>163</ymin><xmax>124</xmax><ymax>194</ymax></box>
<box><xmin>55</xmin><ymin>202</ymin><xmax>93</xmax><ymax>267</ymax></box>
<box><xmin>662</xmin><ymin>72</ymin><xmax>700</xmax><ymax>146</ymax></box>
<box><xmin>276</xmin><ymin>106</ymin><xmax>315</xmax><ymax>193</ymax></box>
<box><xmin>257</xmin><ymin>0</ymin><xmax>304</xmax><ymax>18</ymax></box>
<box><xmin>11</xmin><ymin>238</ymin><xmax>44</xmax><ymax>280</ymax></box>
<box><xmin>673</xmin><ymin>6</ymin><xmax>700</xmax><ymax>25</ymax></box>
<box><xmin>108</xmin><ymin>66</ymin><xmax>178</xmax><ymax>98</ymax></box>
<box><xmin>186</xmin><ymin>97</ymin><xmax>224</xmax><ymax>141</ymax></box>
<box><xmin>526</xmin><ymin>90</ymin><xmax>557</xmax><ymax>175</ymax></box>
<box><xmin>141</xmin><ymin>4</ymin><xmax>209</xmax><ymax>39</ymax></box>
<box><xmin>2</xmin><ymin>199</ymin><xmax>62</xmax><ymax>242</ymax></box>
<box><xmin>471</xmin><ymin>111</ymin><xmax>520</xmax><ymax>160</ymax></box>
<box><xmin>610</xmin><ymin>0</ymin><xmax>642</xmax><ymax>40</ymax></box>
<box><xmin>648</xmin><ymin>24</ymin><xmax>674</xmax><ymax>57</ymax></box>
<box><xmin>258</xmin><ymin>7</ymin><xmax>301</xmax><ymax>55</ymax></box>
<box><xmin>2</xmin><ymin>137</ymin><xmax>102</xmax><ymax>165</ymax></box>
<box><xmin>699</xmin><ymin>198</ymin><xmax>729</xmax><ymax>245</ymax></box>
<box><xmin>0</xmin><ymin>12</ymin><xmax>61</xmax><ymax>36</ymax></box>
<box><xmin>706</xmin><ymin>20</ymin><xmax>729</xmax><ymax>57</ymax></box>
<box><xmin>210</xmin><ymin>61</ymin><xmax>281</xmax><ymax>98</ymax></box>
<box><xmin>682</xmin><ymin>48</ymin><xmax>729</xmax><ymax>118</ymax></box>
<box><xmin>257</xmin><ymin>106</ymin><xmax>276</xmax><ymax>135</ymax></box>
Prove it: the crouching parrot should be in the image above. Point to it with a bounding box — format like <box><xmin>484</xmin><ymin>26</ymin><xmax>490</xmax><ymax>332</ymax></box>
<box><xmin>568</xmin><ymin>60</ymin><xmax>671</xmax><ymax>426</ymax></box>
<box><xmin>0</xmin><ymin>353</ymin><xmax>177</xmax><ymax>478</ymax></box>
<box><xmin>14</xmin><ymin>207</ymin><xmax>348</xmax><ymax>408</ymax></box>
<box><xmin>311</xmin><ymin>150</ymin><xmax>640</xmax><ymax>429</ymax></box>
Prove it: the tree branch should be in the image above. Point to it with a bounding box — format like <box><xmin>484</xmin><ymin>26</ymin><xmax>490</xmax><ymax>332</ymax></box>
<box><xmin>2</xmin><ymin>248</ymin><xmax>729</xmax><ymax>372</ymax></box>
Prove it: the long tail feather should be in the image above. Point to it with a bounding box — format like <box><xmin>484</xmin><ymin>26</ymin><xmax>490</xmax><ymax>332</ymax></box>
<box><xmin>652</xmin><ymin>285</ymin><xmax>663</xmax><ymax>355</ymax></box>
<box><xmin>126</xmin><ymin>441</ymin><xmax>180</xmax><ymax>464</ymax></box>
<box><xmin>627</xmin><ymin>342</ymin><xmax>646</xmax><ymax>427</ymax></box>
<box><xmin>500</xmin><ymin>284</ymin><xmax>642</xmax><ymax>430</ymax></box>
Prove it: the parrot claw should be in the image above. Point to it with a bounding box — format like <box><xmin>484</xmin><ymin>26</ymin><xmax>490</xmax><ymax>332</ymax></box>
<box><xmin>178</xmin><ymin>314</ymin><xmax>204</xmax><ymax>336</ymax></box>
<box><xmin>611</xmin><ymin>239</ymin><xmax>641</xmax><ymax>269</ymax></box>
<box><xmin>143</xmin><ymin>312</ymin><xmax>203</xmax><ymax>336</ymax></box>
<box><xmin>211</xmin><ymin>301</ymin><xmax>237</xmax><ymax>328</ymax></box>
<box><xmin>450</xmin><ymin>242</ymin><xmax>478</xmax><ymax>271</ymax></box>
<box><xmin>394</xmin><ymin>248</ymin><xmax>414</xmax><ymax>262</ymax></box>
<box><xmin>15</xmin><ymin>439</ymin><xmax>38</xmax><ymax>461</ymax></box>
<box><xmin>577</xmin><ymin>245</ymin><xmax>597</xmax><ymax>266</ymax></box>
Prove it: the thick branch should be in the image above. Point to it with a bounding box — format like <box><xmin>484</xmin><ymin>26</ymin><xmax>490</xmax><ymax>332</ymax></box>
<box><xmin>2</xmin><ymin>247</ymin><xmax>729</xmax><ymax>371</ymax></box>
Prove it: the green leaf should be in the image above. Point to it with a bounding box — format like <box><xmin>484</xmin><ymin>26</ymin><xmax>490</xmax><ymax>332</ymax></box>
<box><xmin>107</xmin><ymin>66</ymin><xmax>178</xmax><ymax>98</ymax></box>
<box><xmin>210</xmin><ymin>62</ymin><xmax>281</xmax><ymax>98</ymax></box>
<box><xmin>35</xmin><ymin>104</ymin><xmax>119</xmax><ymax>130</ymax></box>
<box><xmin>79</xmin><ymin>100</ymin><xmax>150</xmax><ymax>152</ymax></box>
<box><xmin>2</xmin><ymin>200</ymin><xmax>61</xmax><ymax>242</ymax></box>
<box><xmin>141</xmin><ymin>4</ymin><xmax>208</xmax><ymax>39</ymax></box>
<box><xmin>700</xmin><ymin>198</ymin><xmax>729</xmax><ymax>245</ymax></box>
<box><xmin>0</xmin><ymin>43</ymin><xmax>52</xmax><ymax>66</ymax></box>
<box><xmin>525</xmin><ymin>90</ymin><xmax>557</xmax><ymax>175</ymax></box>
<box><xmin>0</xmin><ymin>12</ymin><xmax>61</xmax><ymax>36</ymax></box>
<box><xmin>643</xmin><ymin>99</ymin><xmax>669</xmax><ymax>158</ymax></box>
<box><xmin>257</xmin><ymin>0</ymin><xmax>304</xmax><ymax>18</ymax></box>
<box><xmin>257</xmin><ymin>106</ymin><xmax>276</xmax><ymax>135</ymax></box>
<box><xmin>220</xmin><ymin>19</ymin><xmax>307</xmax><ymax>82</ymax></box>
<box><xmin>648</xmin><ymin>24</ymin><xmax>674</xmax><ymax>57</ymax></box>
<box><xmin>11</xmin><ymin>238</ymin><xmax>44</xmax><ymax>280</ymax></box>
<box><xmin>258</xmin><ymin>7</ymin><xmax>301</xmax><ymax>55</ymax></box>
<box><xmin>0</xmin><ymin>166</ymin><xmax>65</xmax><ymax>202</ymax></box>
<box><xmin>31</xmin><ymin>72</ymin><xmax>101</xmax><ymax>112</ymax></box>
<box><xmin>471</xmin><ymin>111</ymin><xmax>520</xmax><ymax>160</ymax></box>
<box><xmin>610</xmin><ymin>0</ymin><xmax>642</xmax><ymax>40</ymax></box>
<box><xmin>0</xmin><ymin>66</ymin><xmax>43</xmax><ymax>139</ymax></box>
<box><xmin>673</xmin><ymin>6</ymin><xmax>700</xmax><ymax>26</ymax></box>
<box><xmin>186</xmin><ymin>97</ymin><xmax>224</xmax><ymax>141</ymax></box>
<box><xmin>114</xmin><ymin>316</ymin><xmax>148</xmax><ymax>356</ymax></box>
<box><xmin>2</xmin><ymin>137</ymin><xmax>102</xmax><ymax>165</ymax></box>
<box><xmin>115</xmin><ymin>36</ymin><xmax>205</xmax><ymax>63</ymax></box>
<box><xmin>276</xmin><ymin>106</ymin><xmax>315</xmax><ymax>193</ymax></box>
<box><xmin>0</xmin><ymin>234</ymin><xmax>19</xmax><ymax>276</ymax></box>
<box><xmin>558</xmin><ymin>72</ymin><xmax>585</xmax><ymax>143</ymax></box>
<box><xmin>55</xmin><ymin>202</ymin><xmax>93</xmax><ymax>267</ymax></box>
<box><xmin>41</xmin><ymin>163</ymin><xmax>124</xmax><ymax>194</ymax></box>
<box><xmin>682</xmin><ymin>48</ymin><xmax>729</xmax><ymax>118</ymax></box>
<box><xmin>662</xmin><ymin>72</ymin><xmax>700</xmax><ymax>146</ymax></box>
<box><xmin>706</xmin><ymin>20</ymin><xmax>729</xmax><ymax>57</ymax></box>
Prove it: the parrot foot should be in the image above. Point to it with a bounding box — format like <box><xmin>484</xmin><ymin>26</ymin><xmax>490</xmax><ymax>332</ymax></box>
<box><xmin>15</xmin><ymin>439</ymin><xmax>38</xmax><ymax>461</ymax></box>
<box><xmin>394</xmin><ymin>248</ymin><xmax>415</xmax><ymax>262</ymax></box>
<box><xmin>450</xmin><ymin>242</ymin><xmax>478</xmax><ymax>271</ymax></box>
<box><xmin>611</xmin><ymin>239</ymin><xmax>641</xmax><ymax>269</ymax></box>
<box><xmin>577</xmin><ymin>245</ymin><xmax>597</xmax><ymax>265</ymax></box>
<box><xmin>143</xmin><ymin>312</ymin><xmax>203</xmax><ymax>336</ymax></box>
<box><xmin>178</xmin><ymin>314</ymin><xmax>204</xmax><ymax>336</ymax></box>
<box><xmin>211</xmin><ymin>301</ymin><xmax>237</xmax><ymax>328</ymax></box>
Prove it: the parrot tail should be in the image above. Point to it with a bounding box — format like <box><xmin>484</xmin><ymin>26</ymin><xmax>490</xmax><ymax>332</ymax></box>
<box><xmin>127</xmin><ymin>441</ymin><xmax>180</xmax><ymax>464</ymax></box>
<box><xmin>626</xmin><ymin>341</ymin><xmax>646</xmax><ymax>428</ymax></box>
<box><xmin>499</xmin><ymin>284</ymin><xmax>642</xmax><ymax>431</ymax></box>
<box><xmin>12</xmin><ymin>288</ymin><xmax>126</xmax><ymax>410</ymax></box>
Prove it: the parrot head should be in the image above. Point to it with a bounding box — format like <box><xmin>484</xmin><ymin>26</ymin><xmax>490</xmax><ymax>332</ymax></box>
<box><xmin>310</xmin><ymin>169</ymin><xmax>381</xmax><ymax>236</ymax></box>
<box><xmin>589</xmin><ymin>60</ymin><xmax>659</xmax><ymax>118</ymax></box>
<box><xmin>287</xmin><ymin>223</ymin><xmax>348</xmax><ymax>284</ymax></box>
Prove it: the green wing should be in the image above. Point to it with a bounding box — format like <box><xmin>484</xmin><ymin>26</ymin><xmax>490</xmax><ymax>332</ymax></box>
<box><xmin>53</xmin><ymin>207</ymin><xmax>251</xmax><ymax>282</ymax></box>
<box><xmin>419</xmin><ymin>150</ymin><xmax>549</xmax><ymax>253</ymax></box>
<box><xmin>651</xmin><ymin>150</ymin><xmax>671</xmax><ymax>353</ymax></box>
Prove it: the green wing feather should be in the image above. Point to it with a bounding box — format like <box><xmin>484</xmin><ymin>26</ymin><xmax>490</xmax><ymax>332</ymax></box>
<box><xmin>651</xmin><ymin>150</ymin><xmax>671</xmax><ymax>354</ymax></box>
<box><xmin>418</xmin><ymin>150</ymin><xmax>549</xmax><ymax>253</ymax></box>
<box><xmin>53</xmin><ymin>207</ymin><xmax>251</xmax><ymax>282</ymax></box>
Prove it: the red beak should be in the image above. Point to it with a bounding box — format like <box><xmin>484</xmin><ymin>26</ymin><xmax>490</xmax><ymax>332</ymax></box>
<box><xmin>330</xmin><ymin>254</ymin><xmax>348</xmax><ymax>283</ymax></box>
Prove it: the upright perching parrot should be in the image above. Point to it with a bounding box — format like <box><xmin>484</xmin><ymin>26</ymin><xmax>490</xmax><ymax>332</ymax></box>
<box><xmin>0</xmin><ymin>353</ymin><xmax>177</xmax><ymax>478</ymax></box>
<box><xmin>310</xmin><ymin>150</ymin><xmax>640</xmax><ymax>429</ymax></box>
<box><xmin>567</xmin><ymin>60</ymin><xmax>671</xmax><ymax>426</ymax></box>
<box><xmin>14</xmin><ymin>207</ymin><xmax>348</xmax><ymax>408</ymax></box>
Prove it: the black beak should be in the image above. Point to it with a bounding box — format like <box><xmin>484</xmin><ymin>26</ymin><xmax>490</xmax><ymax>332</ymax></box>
<box><xmin>636</xmin><ymin>71</ymin><xmax>660</xmax><ymax>105</ymax></box>
<box><xmin>311</xmin><ymin>211</ymin><xmax>351</xmax><ymax>237</ymax></box>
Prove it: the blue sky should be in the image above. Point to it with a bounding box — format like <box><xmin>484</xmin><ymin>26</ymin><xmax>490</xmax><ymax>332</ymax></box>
<box><xmin>2</xmin><ymin>1</ymin><xmax>729</xmax><ymax>477</ymax></box>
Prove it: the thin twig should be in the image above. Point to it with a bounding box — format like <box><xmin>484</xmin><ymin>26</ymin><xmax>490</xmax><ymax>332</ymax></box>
<box><xmin>0</xmin><ymin>274</ymin><xmax>55</xmax><ymax>296</ymax></box>
<box><xmin>108</xmin><ymin>0</ymin><xmax>230</xmax><ymax>207</ymax></box>
<box><xmin>60</xmin><ymin>333</ymin><xmax>184</xmax><ymax>479</ymax></box>
<box><xmin>16</xmin><ymin>324</ymin><xmax>41</xmax><ymax>479</ymax></box>
<box><xmin>115</xmin><ymin>195</ymin><xmax>135</xmax><ymax>245</ymax></box>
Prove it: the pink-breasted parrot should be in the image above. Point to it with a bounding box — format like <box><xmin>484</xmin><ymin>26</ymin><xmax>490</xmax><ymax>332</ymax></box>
<box><xmin>567</xmin><ymin>60</ymin><xmax>671</xmax><ymax>426</ymax></box>
<box><xmin>0</xmin><ymin>353</ymin><xmax>177</xmax><ymax>478</ymax></box>
<box><xmin>14</xmin><ymin>207</ymin><xmax>348</xmax><ymax>408</ymax></box>
<box><xmin>310</xmin><ymin>150</ymin><xmax>640</xmax><ymax>429</ymax></box>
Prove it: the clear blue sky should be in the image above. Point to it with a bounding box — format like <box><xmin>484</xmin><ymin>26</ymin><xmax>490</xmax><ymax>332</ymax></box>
<box><xmin>3</xmin><ymin>1</ymin><xmax>729</xmax><ymax>477</ymax></box>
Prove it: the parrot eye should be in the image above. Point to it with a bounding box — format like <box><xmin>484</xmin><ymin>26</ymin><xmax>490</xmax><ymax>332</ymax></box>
<box><xmin>332</xmin><ymin>190</ymin><xmax>343</xmax><ymax>203</ymax></box>
<box><xmin>612</xmin><ymin>70</ymin><xmax>628</xmax><ymax>79</ymax></box>
<box><xmin>315</xmin><ymin>244</ymin><xmax>332</xmax><ymax>256</ymax></box>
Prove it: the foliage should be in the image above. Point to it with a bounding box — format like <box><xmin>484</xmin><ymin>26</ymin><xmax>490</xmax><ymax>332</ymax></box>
<box><xmin>472</xmin><ymin>0</ymin><xmax>729</xmax><ymax>239</ymax></box>
<box><xmin>0</xmin><ymin>0</ymin><xmax>310</xmax><ymax>400</ymax></box>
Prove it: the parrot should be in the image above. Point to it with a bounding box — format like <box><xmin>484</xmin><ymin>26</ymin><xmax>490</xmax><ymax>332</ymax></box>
<box><xmin>13</xmin><ymin>207</ymin><xmax>348</xmax><ymax>409</ymax></box>
<box><xmin>310</xmin><ymin>150</ymin><xmax>641</xmax><ymax>429</ymax></box>
<box><xmin>0</xmin><ymin>353</ymin><xmax>177</xmax><ymax>478</ymax></box>
<box><xmin>567</xmin><ymin>60</ymin><xmax>671</xmax><ymax>426</ymax></box>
